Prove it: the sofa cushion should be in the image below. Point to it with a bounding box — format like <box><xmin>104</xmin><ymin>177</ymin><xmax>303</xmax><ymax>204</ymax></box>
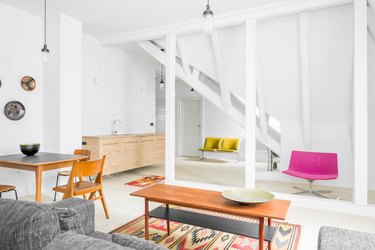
<box><xmin>51</xmin><ymin>198</ymin><xmax>95</xmax><ymax>235</ymax></box>
<box><xmin>112</xmin><ymin>234</ymin><xmax>167</xmax><ymax>250</ymax></box>
<box><xmin>44</xmin><ymin>232</ymin><xmax>131</xmax><ymax>250</ymax></box>
<box><xmin>318</xmin><ymin>226</ymin><xmax>375</xmax><ymax>250</ymax></box>
<box><xmin>0</xmin><ymin>199</ymin><xmax>61</xmax><ymax>250</ymax></box>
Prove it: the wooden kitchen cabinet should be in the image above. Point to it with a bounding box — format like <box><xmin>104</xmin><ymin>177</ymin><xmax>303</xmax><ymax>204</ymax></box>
<box><xmin>82</xmin><ymin>133</ymin><xmax>165</xmax><ymax>176</ymax></box>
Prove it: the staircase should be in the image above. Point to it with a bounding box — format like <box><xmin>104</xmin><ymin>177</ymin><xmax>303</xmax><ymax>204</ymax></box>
<box><xmin>138</xmin><ymin>40</ymin><xmax>281</xmax><ymax>155</ymax></box>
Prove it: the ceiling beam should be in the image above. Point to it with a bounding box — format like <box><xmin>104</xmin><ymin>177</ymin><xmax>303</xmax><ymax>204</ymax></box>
<box><xmin>99</xmin><ymin>0</ymin><xmax>352</xmax><ymax>46</ymax></box>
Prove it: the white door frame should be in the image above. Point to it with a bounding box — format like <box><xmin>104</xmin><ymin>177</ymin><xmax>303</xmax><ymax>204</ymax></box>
<box><xmin>177</xmin><ymin>97</ymin><xmax>203</xmax><ymax>157</ymax></box>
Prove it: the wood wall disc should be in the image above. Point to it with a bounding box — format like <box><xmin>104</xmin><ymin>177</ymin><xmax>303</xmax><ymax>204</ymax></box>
<box><xmin>21</xmin><ymin>76</ymin><xmax>36</xmax><ymax>91</ymax></box>
<box><xmin>4</xmin><ymin>101</ymin><xmax>26</xmax><ymax>121</ymax></box>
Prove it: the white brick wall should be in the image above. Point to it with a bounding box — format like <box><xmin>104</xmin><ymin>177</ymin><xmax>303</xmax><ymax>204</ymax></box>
<box><xmin>0</xmin><ymin>2</ymin><xmax>43</xmax><ymax>197</ymax></box>
<box><xmin>82</xmin><ymin>34</ymin><xmax>156</xmax><ymax>136</ymax></box>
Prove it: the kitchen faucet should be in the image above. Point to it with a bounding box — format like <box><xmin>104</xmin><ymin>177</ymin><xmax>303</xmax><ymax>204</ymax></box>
<box><xmin>111</xmin><ymin>119</ymin><xmax>122</xmax><ymax>136</ymax></box>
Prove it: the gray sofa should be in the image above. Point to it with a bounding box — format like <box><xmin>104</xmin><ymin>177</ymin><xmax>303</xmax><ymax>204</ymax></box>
<box><xmin>0</xmin><ymin>198</ymin><xmax>166</xmax><ymax>250</ymax></box>
<box><xmin>318</xmin><ymin>226</ymin><xmax>375</xmax><ymax>250</ymax></box>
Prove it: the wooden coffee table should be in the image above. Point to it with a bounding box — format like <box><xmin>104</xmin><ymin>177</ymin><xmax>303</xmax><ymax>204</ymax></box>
<box><xmin>131</xmin><ymin>184</ymin><xmax>290</xmax><ymax>250</ymax></box>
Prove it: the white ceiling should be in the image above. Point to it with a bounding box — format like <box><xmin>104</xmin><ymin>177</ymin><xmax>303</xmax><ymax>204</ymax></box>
<box><xmin>0</xmin><ymin>0</ymin><xmax>288</xmax><ymax>37</ymax></box>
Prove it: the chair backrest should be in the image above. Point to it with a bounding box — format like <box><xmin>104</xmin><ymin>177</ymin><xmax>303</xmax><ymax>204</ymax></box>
<box><xmin>63</xmin><ymin>156</ymin><xmax>106</xmax><ymax>199</ymax></box>
<box><xmin>71</xmin><ymin>156</ymin><xmax>106</xmax><ymax>179</ymax></box>
<box><xmin>288</xmin><ymin>150</ymin><xmax>338</xmax><ymax>175</ymax></box>
<box><xmin>221</xmin><ymin>138</ymin><xmax>240</xmax><ymax>151</ymax></box>
<box><xmin>204</xmin><ymin>137</ymin><xmax>223</xmax><ymax>149</ymax></box>
<box><xmin>74</xmin><ymin>149</ymin><xmax>91</xmax><ymax>161</ymax></box>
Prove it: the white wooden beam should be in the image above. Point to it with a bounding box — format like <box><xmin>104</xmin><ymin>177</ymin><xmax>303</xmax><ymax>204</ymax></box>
<box><xmin>256</xmin><ymin>57</ymin><xmax>268</xmax><ymax>142</ymax></box>
<box><xmin>245</xmin><ymin>19</ymin><xmax>258</xmax><ymax>188</ymax></box>
<box><xmin>298</xmin><ymin>13</ymin><xmax>312</xmax><ymax>149</ymax></box>
<box><xmin>353</xmin><ymin>0</ymin><xmax>368</xmax><ymax>206</ymax></box>
<box><xmin>177</xmin><ymin>37</ymin><xmax>192</xmax><ymax>76</ymax></box>
<box><xmin>100</xmin><ymin>0</ymin><xmax>351</xmax><ymax>45</ymax></box>
<box><xmin>138</xmin><ymin>40</ymin><xmax>281</xmax><ymax>156</ymax></box>
<box><xmin>192</xmin><ymin>68</ymin><xmax>200</xmax><ymax>80</ymax></box>
<box><xmin>165</xmin><ymin>34</ymin><xmax>177</xmax><ymax>183</ymax></box>
<box><xmin>211</xmin><ymin>31</ymin><xmax>232</xmax><ymax>110</ymax></box>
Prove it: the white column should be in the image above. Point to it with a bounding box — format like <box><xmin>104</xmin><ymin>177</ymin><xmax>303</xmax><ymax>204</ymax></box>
<box><xmin>43</xmin><ymin>13</ymin><xmax>82</xmax><ymax>153</ymax></box>
<box><xmin>353</xmin><ymin>0</ymin><xmax>368</xmax><ymax>205</ymax></box>
<box><xmin>245</xmin><ymin>19</ymin><xmax>258</xmax><ymax>188</ymax></box>
<box><xmin>298</xmin><ymin>13</ymin><xmax>311</xmax><ymax>149</ymax></box>
<box><xmin>165</xmin><ymin>34</ymin><xmax>177</xmax><ymax>183</ymax></box>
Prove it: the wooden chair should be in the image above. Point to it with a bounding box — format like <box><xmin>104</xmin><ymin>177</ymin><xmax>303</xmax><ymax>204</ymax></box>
<box><xmin>0</xmin><ymin>185</ymin><xmax>18</xmax><ymax>200</ymax></box>
<box><xmin>53</xmin><ymin>156</ymin><xmax>109</xmax><ymax>219</ymax></box>
<box><xmin>54</xmin><ymin>149</ymin><xmax>91</xmax><ymax>201</ymax></box>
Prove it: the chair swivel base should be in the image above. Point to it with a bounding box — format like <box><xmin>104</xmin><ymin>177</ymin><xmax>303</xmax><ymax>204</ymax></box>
<box><xmin>292</xmin><ymin>180</ymin><xmax>331</xmax><ymax>199</ymax></box>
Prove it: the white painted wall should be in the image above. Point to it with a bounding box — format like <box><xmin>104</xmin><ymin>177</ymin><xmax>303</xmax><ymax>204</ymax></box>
<box><xmin>82</xmin><ymin>36</ymin><xmax>157</xmax><ymax>136</ymax></box>
<box><xmin>0</xmin><ymin>2</ymin><xmax>43</xmax><ymax>198</ymax></box>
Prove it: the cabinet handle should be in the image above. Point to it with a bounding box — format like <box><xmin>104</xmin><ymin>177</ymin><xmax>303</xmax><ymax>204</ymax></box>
<box><xmin>82</xmin><ymin>141</ymin><xmax>87</xmax><ymax>145</ymax></box>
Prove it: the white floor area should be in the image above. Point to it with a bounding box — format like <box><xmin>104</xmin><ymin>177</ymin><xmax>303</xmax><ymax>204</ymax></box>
<box><xmin>21</xmin><ymin>158</ymin><xmax>375</xmax><ymax>250</ymax></box>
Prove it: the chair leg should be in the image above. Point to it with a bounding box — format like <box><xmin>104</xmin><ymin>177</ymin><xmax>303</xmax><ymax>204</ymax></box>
<box><xmin>99</xmin><ymin>189</ymin><xmax>109</xmax><ymax>219</ymax></box>
<box><xmin>89</xmin><ymin>191</ymin><xmax>96</xmax><ymax>200</ymax></box>
<box><xmin>89</xmin><ymin>176</ymin><xmax>93</xmax><ymax>183</ymax></box>
<box><xmin>0</xmin><ymin>192</ymin><xmax>2</xmax><ymax>198</ymax></box>
<box><xmin>13</xmin><ymin>189</ymin><xmax>18</xmax><ymax>200</ymax></box>
<box><xmin>54</xmin><ymin>173</ymin><xmax>61</xmax><ymax>201</ymax></box>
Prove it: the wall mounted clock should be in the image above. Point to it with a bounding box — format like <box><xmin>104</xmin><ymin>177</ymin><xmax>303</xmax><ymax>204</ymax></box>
<box><xmin>21</xmin><ymin>76</ymin><xmax>36</xmax><ymax>91</ymax></box>
<box><xmin>4</xmin><ymin>101</ymin><xmax>25</xmax><ymax>121</ymax></box>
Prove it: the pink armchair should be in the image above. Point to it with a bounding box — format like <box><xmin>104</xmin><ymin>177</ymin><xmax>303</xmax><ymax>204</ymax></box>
<box><xmin>282</xmin><ymin>150</ymin><xmax>338</xmax><ymax>198</ymax></box>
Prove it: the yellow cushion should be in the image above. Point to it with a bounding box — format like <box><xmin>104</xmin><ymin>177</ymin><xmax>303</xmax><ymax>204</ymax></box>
<box><xmin>221</xmin><ymin>138</ymin><xmax>240</xmax><ymax>151</ymax></box>
<box><xmin>203</xmin><ymin>137</ymin><xmax>223</xmax><ymax>150</ymax></box>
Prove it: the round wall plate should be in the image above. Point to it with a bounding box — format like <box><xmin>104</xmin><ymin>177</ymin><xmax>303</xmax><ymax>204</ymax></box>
<box><xmin>21</xmin><ymin>76</ymin><xmax>36</xmax><ymax>91</ymax></box>
<box><xmin>4</xmin><ymin>101</ymin><xmax>26</xmax><ymax>121</ymax></box>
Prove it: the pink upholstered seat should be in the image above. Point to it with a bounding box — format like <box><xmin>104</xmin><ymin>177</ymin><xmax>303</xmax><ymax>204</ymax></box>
<box><xmin>283</xmin><ymin>151</ymin><xmax>338</xmax><ymax>181</ymax></box>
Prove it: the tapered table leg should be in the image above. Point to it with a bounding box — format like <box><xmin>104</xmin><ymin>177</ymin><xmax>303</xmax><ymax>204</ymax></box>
<box><xmin>259</xmin><ymin>218</ymin><xmax>264</xmax><ymax>250</ymax></box>
<box><xmin>145</xmin><ymin>199</ymin><xmax>149</xmax><ymax>240</ymax></box>
<box><xmin>268</xmin><ymin>218</ymin><xmax>273</xmax><ymax>250</ymax></box>
<box><xmin>166</xmin><ymin>204</ymin><xmax>170</xmax><ymax>235</ymax></box>
<box><xmin>35</xmin><ymin>166</ymin><xmax>42</xmax><ymax>202</ymax></box>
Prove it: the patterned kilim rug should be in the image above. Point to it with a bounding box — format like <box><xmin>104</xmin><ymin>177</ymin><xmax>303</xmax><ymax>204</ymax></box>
<box><xmin>112</xmin><ymin>206</ymin><xmax>301</xmax><ymax>250</ymax></box>
<box><xmin>125</xmin><ymin>175</ymin><xmax>165</xmax><ymax>188</ymax></box>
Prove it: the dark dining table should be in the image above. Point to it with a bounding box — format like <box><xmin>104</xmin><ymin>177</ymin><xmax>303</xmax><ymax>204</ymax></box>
<box><xmin>0</xmin><ymin>152</ymin><xmax>88</xmax><ymax>202</ymax></box>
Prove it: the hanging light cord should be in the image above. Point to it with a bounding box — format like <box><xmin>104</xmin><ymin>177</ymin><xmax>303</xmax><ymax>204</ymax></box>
<box><xmin>44</xmin><ymin>0</ymin><xmax>47</xmax><ymax>45</ymax></box>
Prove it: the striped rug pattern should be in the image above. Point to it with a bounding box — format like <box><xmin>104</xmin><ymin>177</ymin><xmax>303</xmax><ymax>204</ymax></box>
<box><xmin>112</xmin><ymin>206</ymin><xmax>300</xmax><ymax>250</ymax></box>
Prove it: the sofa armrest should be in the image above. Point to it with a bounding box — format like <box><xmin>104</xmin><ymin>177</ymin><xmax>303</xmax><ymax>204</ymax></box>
<box><xmin>112</xmin><ymin>233</ymin><xmax>167</xmax><ymax>250</ymax></box>
<box><xmin>51</xmin><ymin>198</ymin><xmax>95</xmax><ymax>235</ymax></box>
<box><xmin>318</xmin><ymin>226</ymin><xmax>375</xmax><ymax>250</ymax></box>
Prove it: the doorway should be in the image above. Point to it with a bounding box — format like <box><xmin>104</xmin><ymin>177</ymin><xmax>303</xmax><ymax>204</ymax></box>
<box><xmin>178</xmin><ymin>98</ymin><xmax>202</xmax><ymax>157</ymax></box>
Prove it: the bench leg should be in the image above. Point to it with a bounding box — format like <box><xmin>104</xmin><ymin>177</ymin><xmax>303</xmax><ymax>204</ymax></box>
<box><xmin>200</xmin><ymin>151</ymin><xmax>205</xmax><ymax>160</ymax></box>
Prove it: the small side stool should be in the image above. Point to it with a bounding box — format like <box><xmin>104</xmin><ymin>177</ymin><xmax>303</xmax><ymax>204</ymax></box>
<box><xmin>0</xmin><ymin>185</ymin><xmax>18</xmax><ymax>200</ymax></box>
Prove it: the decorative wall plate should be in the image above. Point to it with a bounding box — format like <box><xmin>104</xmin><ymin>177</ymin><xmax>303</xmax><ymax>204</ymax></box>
<box><xmin>21</xmin><ymin>76</ymin><xmax>36</xmax><ymax>91</ymax></box>
<box><xmin>4</xmin><ymin>101</ymin><xmax>25</xmax><ymax>121</ymax></box>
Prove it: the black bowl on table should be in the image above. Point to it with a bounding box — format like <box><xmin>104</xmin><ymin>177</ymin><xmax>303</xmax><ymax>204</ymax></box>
<box><xmin>20</xmin><ymin>143</ymin><xmax>40</xmax><ymax>156</ymax></box>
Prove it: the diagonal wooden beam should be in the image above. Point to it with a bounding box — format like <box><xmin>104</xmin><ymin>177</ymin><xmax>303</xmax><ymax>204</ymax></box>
<box><xmin>177</xmin><ymin>37</ymin><xmax>192</xmax><ymax>76</ymax></box>
<box><xmin>298</xmin><ymin>12</ymin><xmax>312</xmax><ymax>149</ymax></box>
<box><xmin>137</xmin><ymin>40</ymin><xmax>281</xmax><ymax>155</ymax></box>
<box><xmin>210</xmin><ymin>31</ymin><xmax>232</xmax><ymax>110</ymax></box>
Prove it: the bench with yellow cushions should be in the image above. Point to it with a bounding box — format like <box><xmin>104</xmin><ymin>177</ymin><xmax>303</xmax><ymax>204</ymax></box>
<box><xmin>198</xmin><ymin>137</ymin><xmax>240</xmax><ymax>161</ymax></box>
